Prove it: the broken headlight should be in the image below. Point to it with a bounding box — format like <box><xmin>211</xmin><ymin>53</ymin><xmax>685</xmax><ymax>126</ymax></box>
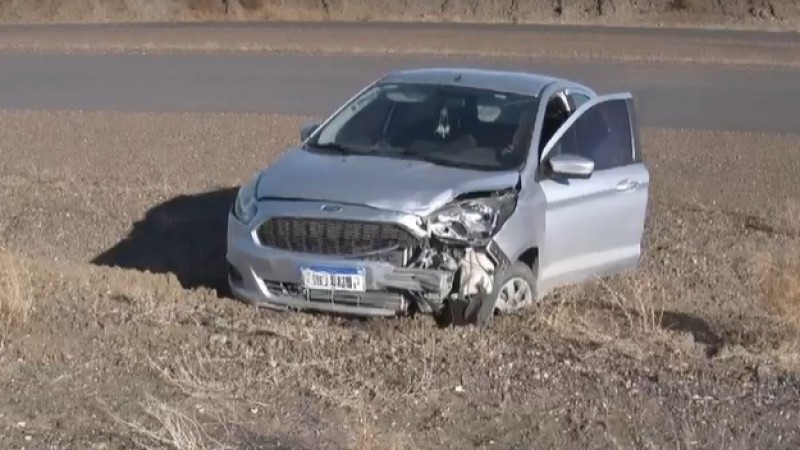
<box><xmin>427</xmin><ymin>193</ymin><xmax>517</xmax><ymax>244</ymax></box>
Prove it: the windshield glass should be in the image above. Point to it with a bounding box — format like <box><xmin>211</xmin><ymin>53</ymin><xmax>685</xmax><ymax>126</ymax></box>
<box><xmin>307</xmin><ymin>82</ymin><xmax>539</xmax><ymax>171</ymax></box>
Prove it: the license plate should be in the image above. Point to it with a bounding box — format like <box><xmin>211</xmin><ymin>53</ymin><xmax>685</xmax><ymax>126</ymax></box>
<box><xmin>300</xmin><ymin>265</ymin><xmax>366</xmax><ymax>292</ymax></box>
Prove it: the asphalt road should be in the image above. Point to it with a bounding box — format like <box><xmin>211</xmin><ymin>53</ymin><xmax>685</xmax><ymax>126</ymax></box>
<box><xmin>0</xmin><ymin>47</ymin><xmax>798</xmax><ymax>133</ymax></box>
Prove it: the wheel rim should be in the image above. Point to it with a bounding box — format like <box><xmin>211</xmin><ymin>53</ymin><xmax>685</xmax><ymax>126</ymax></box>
<box><xmin>495</xmin><ymin>277</ymin><xmax>533</xmax><ymax>313</ymax></box>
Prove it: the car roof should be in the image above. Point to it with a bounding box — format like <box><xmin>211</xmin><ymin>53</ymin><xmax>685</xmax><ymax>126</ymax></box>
<box><xmin>379</xmin><ymin>68</ymin><xmax>573</xmax><ymax>97</ymax></box>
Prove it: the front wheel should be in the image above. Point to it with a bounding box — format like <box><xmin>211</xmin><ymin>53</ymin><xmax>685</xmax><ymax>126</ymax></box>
<box><xmin>463</xmin><ymin>261</ymin><xmax>538</xmax><ymax>326</ymax></box>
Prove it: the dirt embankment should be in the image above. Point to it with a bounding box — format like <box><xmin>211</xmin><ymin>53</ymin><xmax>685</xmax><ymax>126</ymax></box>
<box><xmin>1</xmin><ymin>0</ymin><xmax>799</xmax><ymax>30</ymax></box>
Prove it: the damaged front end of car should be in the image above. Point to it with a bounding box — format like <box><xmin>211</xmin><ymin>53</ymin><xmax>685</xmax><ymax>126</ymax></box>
<box><xmin>227</xmin><ymin>172</ymin><xmax>523</xmax><ymax>325</ymax></box>
<box><xmin>403</xmin><ymin>188</ymin><xmax>517</xmax><ymax>324</ymax></box>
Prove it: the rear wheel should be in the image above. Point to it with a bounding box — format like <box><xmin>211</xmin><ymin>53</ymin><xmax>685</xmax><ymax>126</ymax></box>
<box><xmin>463</xmin><ymin>261</ymin><xmax>538</xmax><ymax>326</ymax></box>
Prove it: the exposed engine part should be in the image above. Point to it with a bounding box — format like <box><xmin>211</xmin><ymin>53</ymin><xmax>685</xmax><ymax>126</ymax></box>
<box><xmin>411</xmin><ymin>247</ymin><xmax>436</xmax><ymax>269</ymax></box>
<box><xmin>406</xmin><ymin>238</ymin><xmax>492</xmax><ymax>290</ymax></box>
<box><xmin>455</xmin><ymin>248</ymin><xmax>495</xmax><ymax>299</ymax></box>
<box><xmin>409</xmin><ymin>245</ymin><xmax>459</xmax><ymax>271</ymax></box>
<box><xmin>403</xmin><ymin>234</ymin><xmax>503</xmax><ymax>318</ymax></box>
<box><xmin>439</xmin><ymin>253</ymin><xmax>459</xmax><ymax>272</ymax></box>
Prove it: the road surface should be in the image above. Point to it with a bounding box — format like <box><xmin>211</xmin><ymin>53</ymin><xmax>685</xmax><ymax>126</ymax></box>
<box><xmin>0</xmin><ymin>23</ymin><xmax>798</xmax><ymax>133</ymax></box>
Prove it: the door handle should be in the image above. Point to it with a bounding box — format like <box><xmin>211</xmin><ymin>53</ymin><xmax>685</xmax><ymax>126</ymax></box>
<box><xmin>616</xmin><ymin>179</ymin><xmax>639</xmax><ymax>192</ymax></box>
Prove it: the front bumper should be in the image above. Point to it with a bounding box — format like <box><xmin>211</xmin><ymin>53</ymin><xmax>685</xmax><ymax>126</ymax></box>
<box><xmin>226</xmin><ymin>211</ymin><xmax>451</xmax><ymax>317</ymax></box>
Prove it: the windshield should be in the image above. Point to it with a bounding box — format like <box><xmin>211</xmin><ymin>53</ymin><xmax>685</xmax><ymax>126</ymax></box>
<box><xmin>307</xmin><ymin>82</ymin><xmax>539</xmax><ymax>171</ymax></box>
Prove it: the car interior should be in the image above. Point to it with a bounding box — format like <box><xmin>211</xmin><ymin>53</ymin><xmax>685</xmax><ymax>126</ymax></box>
<box><xmin>538</xmin><ymin>92</ymin><xmax>573</xmax><ymax>157</ymax></box>
<box><xmin>331</xmin><ymin>86</ymin><xmax>543</xmax><ymax>169</ymax></box>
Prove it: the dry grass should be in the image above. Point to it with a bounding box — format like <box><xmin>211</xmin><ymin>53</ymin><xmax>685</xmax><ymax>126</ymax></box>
<box><xmin>110</xmin><ymin>394</ymin><xmax>235</xmax><ymax>450</ymax></box>
<box><xmin>759</xmin><ymin>251</ymin><xmax>800</xmax><ymax>332</ymax></box>
<box><xmin>107</xmin><ymin>352</ymin><xmax>239</xmax><ymax>450</ymax></box>
<box><xmin>601</xmin><ymin>278</ymin><xmax>666</xmax><ymax>337</ymax></box>
<box><xmin>752</xmin><ymin>242</ymin><xmax>800</xmax><ymax>371</ymax></box>
<box><xmin>760</xmin><ymin>204</ymin><xmax>800</xmax><ymax>324</ymax></box>
<box><xmin>747</xmin><ymin>204</ymin><xmax>800</xmax><ymax>368</ymax></box>
<box><xmin>542</xmin><ymin>277</ymin><xmax>667</xmax><ymax>342</ymax></box>
<box><xmin>538</xmin><ymin>275</ymin><xmax>700</xmax><ymax>362</ymax></box>
<box><xmin>0</xmin><ymin>251</ymin><xmax>33</xmax><ymax>344</ymax></box>
<box><xmin>778</xmin><ymin>201</ymin><xmax>800</xmax><ymax>238</ymax></box>
<box><xmin>113</xmin><ymin>346</ymin><xmax>415</xmax><ymax>450</ymax></box>
<box><xmin>753</xmin><ymin>245</ymin><xmax>800</xmax><ymax>371</ymax></box>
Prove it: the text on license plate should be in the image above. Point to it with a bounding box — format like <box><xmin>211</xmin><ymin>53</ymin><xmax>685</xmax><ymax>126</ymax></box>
<box><xmin>300</xmin><ymin>265</ymin><xmax>366</xmax><ymax>292</ymax></box>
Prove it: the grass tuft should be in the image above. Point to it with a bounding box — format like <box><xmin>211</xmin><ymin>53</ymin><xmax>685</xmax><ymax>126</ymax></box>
<box><xmin>542</xmin><ymin>277</ymin><xmax>666</xmax><ymax>340</ymax></box>
<box><xmin>0</xmin><ymin>251</ymin><xmax>33</xmax><ymax>343</ymax></box>
<box><xmin>754</xmin><ymin>206</ymin><xmax>800</xmax><ymax>330</ymax></box>
<box><xmin>748</xmin><ymin>205</ymin><xmax>800</xmax><ymax>369</ymax></box>
<box><xmin>756</xmin><ymin>248</ymin><xmax>800</xmax><ymax>332</ymax></box>
<box><xmin>601</xmin><ymin>277</ymin><xmax>666</xmax><ymax>336</ymax></box>
<box><xmin>537</xmin><ymin>274</ymin><xmax>699</xmax><ymax>360</ymax></box>
<box><xmin>110</xmin><ymin>394</ymin><xmax>234</xmax><ymax>450</ymax></box>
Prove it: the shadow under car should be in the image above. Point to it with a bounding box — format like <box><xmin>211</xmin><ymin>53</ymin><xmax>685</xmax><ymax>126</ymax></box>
<box><xmin>92</xmin><ymin>187</ymin><xmax>238</xmax><ymax>295</ymax></box>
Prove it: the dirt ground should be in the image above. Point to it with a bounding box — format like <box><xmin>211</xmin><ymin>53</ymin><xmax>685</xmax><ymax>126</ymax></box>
<box><xmin>1</xmin><ymin>107</ymin><xmax>799</xmax><ymax>449</ymax></box>
<box><xmin>1</xmin><ymin>0</ymin><xmax>800</xmax><ymax>31</ymax></box>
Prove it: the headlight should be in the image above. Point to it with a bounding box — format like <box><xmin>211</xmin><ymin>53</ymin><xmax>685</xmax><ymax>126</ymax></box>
<box><xmin>232</xmin><ymin>172</ymin><xmax>260</xmax><ymax>224</ymax></box>
<box><xmin>427</xmin><ymin>192</ymin><xmax>517</xmax><ymax>244</ymax></box>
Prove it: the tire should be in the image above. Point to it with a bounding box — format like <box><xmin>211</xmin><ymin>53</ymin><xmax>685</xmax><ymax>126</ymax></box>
<box><xmin>462</xmin><ymin>261</ymin><xmax>537</xmax><ymax>326</ymax></box>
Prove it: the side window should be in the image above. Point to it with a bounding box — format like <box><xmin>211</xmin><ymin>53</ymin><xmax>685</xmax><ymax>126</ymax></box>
<box><xmin>550</xmin><ymin>99</ymin><xmax>633</xmax><ymax>171</ymax></box>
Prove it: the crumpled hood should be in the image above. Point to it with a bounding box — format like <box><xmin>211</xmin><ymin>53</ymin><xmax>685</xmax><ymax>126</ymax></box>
<box><xmin>255</xmin><ymin>148</ymin><xmax>519</xmax><ymax>216</ymax></box>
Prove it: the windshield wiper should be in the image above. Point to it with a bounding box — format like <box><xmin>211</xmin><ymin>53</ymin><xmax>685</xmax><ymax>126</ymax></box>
<box><xmin>308</xmin><ymin>142</ymin><xmax>357</xmax><ymax>154</ymax></box>
<box><xmin>401</xmin><ymin>150</ymin><xmax>493</xmax><ymax>171</ymax></box>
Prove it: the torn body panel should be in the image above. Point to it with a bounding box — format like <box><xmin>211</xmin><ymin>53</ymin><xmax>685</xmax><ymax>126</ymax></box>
<box><xmin>403</xmin><ymin>235</ymin><xmax>500</xmax><ymax>315</ymax></box>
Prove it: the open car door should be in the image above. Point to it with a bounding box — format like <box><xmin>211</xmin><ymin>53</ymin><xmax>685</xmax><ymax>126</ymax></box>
<box><xmin>535</xmin><ymin>92</ymin><xmax>649</xmax><ymax>293</ymax></box>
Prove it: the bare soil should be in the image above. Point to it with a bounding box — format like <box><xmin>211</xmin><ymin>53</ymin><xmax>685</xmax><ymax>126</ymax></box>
<box><xmin>1</xmin><ymin>0</ymin><xmax>800</xmax><ymax>32</ymax></box>
<box><xmin>1</xmin><ymin>110</ymin><xmax>800</xmax><ymax>449</ymax></box>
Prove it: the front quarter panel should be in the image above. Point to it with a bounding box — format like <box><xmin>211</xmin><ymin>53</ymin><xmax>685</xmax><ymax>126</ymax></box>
<box><xmin>492</xmin><ymin>182</ymin><xmax>546</xmax><ymax>279</ymax></box>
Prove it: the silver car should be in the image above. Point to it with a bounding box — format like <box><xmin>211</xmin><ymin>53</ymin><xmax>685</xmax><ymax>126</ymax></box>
<box><xmin>226</xmin><ymin>68</ymin><xmax>649</xmax><ymax>325</ymax></box>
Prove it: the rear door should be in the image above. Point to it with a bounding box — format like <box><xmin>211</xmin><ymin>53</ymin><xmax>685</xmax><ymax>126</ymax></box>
<box><xmin>536</xmin><ymin>93</ymin><xmax>649</xmax><ymax>291</ymax></box>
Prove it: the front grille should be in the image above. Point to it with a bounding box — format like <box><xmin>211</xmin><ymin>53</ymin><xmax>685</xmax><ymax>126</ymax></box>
<box><xmin>257</xmin><ymin>217</ymin><xmax>418</xmax><ymax>256</ymax></box>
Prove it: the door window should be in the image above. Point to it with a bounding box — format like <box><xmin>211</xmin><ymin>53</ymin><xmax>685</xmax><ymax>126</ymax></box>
<box><xmin>547</xmin><ymin>98</ymin><xmax>634</xmax><ymax>171</ymax></box>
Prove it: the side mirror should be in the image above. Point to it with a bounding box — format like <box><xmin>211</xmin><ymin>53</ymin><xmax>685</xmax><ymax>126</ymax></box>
<box><xmin>300</xmin><ymin>122</ymin><xmax>320</xmax><ymax>141</ymax></box>
<box><xmin>547</xmin><ymin>153</ymin><xmax>594</xmax><ymax>178</ymax></box>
